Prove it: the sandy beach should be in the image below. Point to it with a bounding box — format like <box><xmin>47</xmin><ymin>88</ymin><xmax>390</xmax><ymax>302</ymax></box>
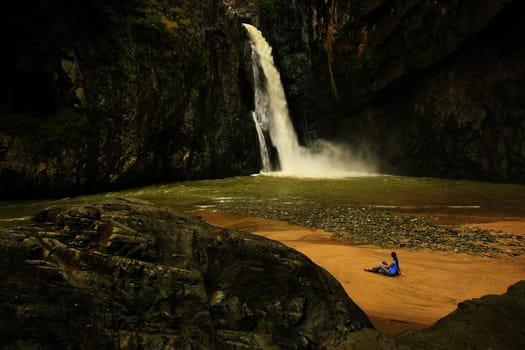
<box><xmin>194</xmin><ymin>210</ymin><xmax>525</xmax><ymax>334</ymax></box>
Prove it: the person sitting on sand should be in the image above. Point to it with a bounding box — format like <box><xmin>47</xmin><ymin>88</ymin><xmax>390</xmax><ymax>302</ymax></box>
<box><xmin>365</xmin><ymin>251</ymin><xmax>400</xmax><ymax>277</ymax></box>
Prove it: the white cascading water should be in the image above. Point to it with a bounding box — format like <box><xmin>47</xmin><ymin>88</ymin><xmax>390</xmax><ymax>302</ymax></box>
<box><xmin>243</xmin><ymin>23</ymin><xmax>374</xmax><ymax>177</ymax></box>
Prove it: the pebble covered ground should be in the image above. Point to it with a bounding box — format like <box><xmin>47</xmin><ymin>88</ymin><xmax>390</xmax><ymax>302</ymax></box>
<box><xmin>211</xmin><ymin>201</ymin><xmax>525</xmax><ymax>258</ymax></box>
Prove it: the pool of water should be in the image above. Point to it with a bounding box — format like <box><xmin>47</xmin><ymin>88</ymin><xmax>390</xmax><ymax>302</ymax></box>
<box><xmin>1</xmin><ymin>174</ymin><xmax>524</xmax><ymax>225</ymax></box>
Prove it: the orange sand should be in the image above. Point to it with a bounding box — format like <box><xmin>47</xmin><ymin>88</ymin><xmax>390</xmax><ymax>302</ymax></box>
<box><xmin>194</xmin><ymin>210</ymin><xmax>525</xmax><ymax>334</ymax></box>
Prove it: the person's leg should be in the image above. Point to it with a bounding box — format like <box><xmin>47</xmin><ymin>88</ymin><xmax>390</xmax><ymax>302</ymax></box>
<box><xmin>367</xmin><ymin>264</ymin><xmax>383</xmax><ymax>273</ymax></box>
<box><xmin>377</xmin><ymin>264</ymin><xmax>393</xmax><ymax>276</ymax></box>
<box><xmin>365</xmin><ymin>263</ymin><xmax>393</xmax><ymax>275</ymax></box>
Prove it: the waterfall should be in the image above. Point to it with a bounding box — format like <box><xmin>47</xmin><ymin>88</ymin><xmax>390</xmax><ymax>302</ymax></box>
<box><xmin>244</xmin><ymin>23</ymin><xmax>299</xmax><ymax>172</ymax></box>
<box><xmin>243</xmin><ymin>23</ymin><xmax>375</xmax><ymax>177</ymax></box>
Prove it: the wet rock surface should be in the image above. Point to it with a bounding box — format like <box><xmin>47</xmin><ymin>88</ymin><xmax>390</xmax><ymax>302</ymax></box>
<box><xmin>0</xmin><ymin>199</ymin><xmax>372</xmax><ymax>349</ymax></box>
<box><xmin>211</xmin><ymin>201</ymin><xmax>525</xmax><ymax>257</ymax></box>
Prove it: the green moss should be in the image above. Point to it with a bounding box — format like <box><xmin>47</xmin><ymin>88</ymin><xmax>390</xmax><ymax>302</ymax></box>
<box><xmin>258</xmin><ymin>0</ymin><xmax>278</xmax><ymax>11</ymax></box>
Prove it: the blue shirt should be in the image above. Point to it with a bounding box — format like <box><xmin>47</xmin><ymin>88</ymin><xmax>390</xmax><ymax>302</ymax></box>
<box><xmin>388</xmin><ymin>260</ymin><xmax>398</xmax><ymax>276</ymax></box>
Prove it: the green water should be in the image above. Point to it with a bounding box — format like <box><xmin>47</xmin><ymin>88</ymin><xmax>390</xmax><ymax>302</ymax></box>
<box><xmin>1</xmin><ymin>175</ymin><xmax>524</xmax><ymax>224</ymax></box>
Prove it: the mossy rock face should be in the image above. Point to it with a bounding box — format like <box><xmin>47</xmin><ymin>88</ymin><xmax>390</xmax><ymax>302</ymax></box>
<box><xmin>0</xmin><ymin>1</ymin><xmax>259</xmax><ymax>199</ymax></box>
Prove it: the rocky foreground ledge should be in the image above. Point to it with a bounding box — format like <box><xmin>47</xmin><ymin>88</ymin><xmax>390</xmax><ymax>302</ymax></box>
<box><xmin>1</xmin><ymin>199</ymin><xmax>524</xmax><ymax>349</ymax></box>
<box><xmin>0</xmin><ymin>199</ymin><xmax>371</xmax><ymax>349</ymax></box>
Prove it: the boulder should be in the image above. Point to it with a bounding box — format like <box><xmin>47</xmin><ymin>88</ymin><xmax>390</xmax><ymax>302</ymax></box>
<box><xmin>394</xmin><ymin>281</ymin><xmax>525</xmax><ymax>349</ymax></box>
<box><xmin>0</xmin><ymin>200</ymin><xmax>372</xmax><ymax>349</ymax></box>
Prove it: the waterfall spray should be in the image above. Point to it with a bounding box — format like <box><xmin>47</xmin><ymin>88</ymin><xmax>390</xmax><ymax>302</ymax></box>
<box><xmin>243</xmin><ymin>23</ymin><xmax>375</xmax><ymax>177</ymax></box>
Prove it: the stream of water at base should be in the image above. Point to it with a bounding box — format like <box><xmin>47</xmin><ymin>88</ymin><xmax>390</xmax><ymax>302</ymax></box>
<box><xmin>1</xmin><ymin>175</ymin><xmax>524</xmax><ymax>226</ymax></box>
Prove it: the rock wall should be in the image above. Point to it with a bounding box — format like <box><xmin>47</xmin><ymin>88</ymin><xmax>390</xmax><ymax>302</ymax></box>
<box><xmin>244</xmin><ymin>0</ymin><xmax>525</xmax><ymax>182</ymax></box>
<box><xmin>2</xmin><ymin>0</ymin><xmax>524</xmax><ymax>200</ymax></box>
<box><xmin>0</xmin><ymin>0</ymin><xmax>259</xmax><ymax>199</ymax></box>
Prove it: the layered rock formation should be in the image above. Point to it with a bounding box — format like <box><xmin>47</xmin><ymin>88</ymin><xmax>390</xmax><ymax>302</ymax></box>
<box><xmin>2</xmin><ymin>201</ymin><xmax>525</xmax><ymax>349</ymax></box>
<box><xmin>0</xmin><ymin>200</ymin><xmax>372</xmax><ymax>349</ymax></box>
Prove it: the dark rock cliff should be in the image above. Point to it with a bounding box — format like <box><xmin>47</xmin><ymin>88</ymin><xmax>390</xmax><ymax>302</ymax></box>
<box><xmin>0</xmin><ymin>0</ymin><xmax>259</xmax><ymax>199</ymax></box>
<box><xmin>2</xmin><ymin>0</ymin><xmax>524</xmax><ymax>200</ymax></box>
<box><xmin>0</xmin><ymin>200</ymin><xmax>373</xmax><ymax>349</ymax></box>
<box><xmin>242</xmin><ymin>0</ymin><xmax>525</xmax><ymax>183</ymax></box>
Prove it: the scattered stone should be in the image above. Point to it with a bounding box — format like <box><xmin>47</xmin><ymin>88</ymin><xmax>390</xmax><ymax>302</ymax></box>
<box><xmin>211</xmin><ymin>200</ymin><xmax>525</xmax><ymax>257</ymax></box>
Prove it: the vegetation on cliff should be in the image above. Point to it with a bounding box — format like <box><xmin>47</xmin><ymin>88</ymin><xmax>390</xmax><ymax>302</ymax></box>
<box><xmin>1</xmin><ymin>0</ymin><xmax>258</xmax><ymax>199</ymax></box>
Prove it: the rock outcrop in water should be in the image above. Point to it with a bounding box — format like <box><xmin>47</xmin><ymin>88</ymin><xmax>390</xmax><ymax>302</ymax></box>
<box><xmin>0</xmin><ymin>200</ymin><xmax>372</xmax><ymax>349</ymax></box>
<box><xmin>1</xmin><ymin>201</ymin><xmax>525</xmax><ymax>349</ymax></box>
